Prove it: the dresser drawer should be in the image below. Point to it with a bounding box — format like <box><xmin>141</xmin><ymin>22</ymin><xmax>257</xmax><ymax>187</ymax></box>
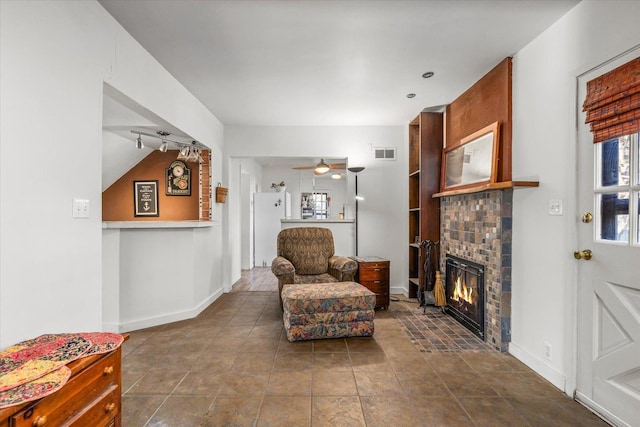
<box><xmin>360</xmin><ymin>280</ymin><xmax>388</xmax><ymax>294</ymax></box>
<box><xmin>358</xmin><ymin>261</ymin><xmax>389</xmax><ymax>271</ymax></box>
<box><xmin>11</xmin><ymin>350</ymin><xmax>120</xmax><ymax>427</ymax></box>
<box><xmin>65</xmin><ymin>384</ymin><xmax>119</xmax><ymax>427</ymax></box>
<box><xmin>358</xmin><ymin>267</ymin><xmax>389</xmax><ymax>282</ymax></box>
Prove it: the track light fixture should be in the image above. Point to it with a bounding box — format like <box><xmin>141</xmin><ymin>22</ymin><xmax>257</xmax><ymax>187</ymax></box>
<box><xmin>177</xmin><ymin>141</ymin><xmax>203</xmax><ymax>163</ymax></box>
<box><xmin>157</xmin><ymin>130</ymin><xmax>170</xmax><ymax>152</ymax></box>
<box><xmin>129</xmin><ymin>130</ymin><xmax>205</xmax><ymax>162</ymax></box>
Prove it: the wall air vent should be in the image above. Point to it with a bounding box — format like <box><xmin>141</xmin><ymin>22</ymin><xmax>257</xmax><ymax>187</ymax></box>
<box><xmin>374</xmin><ymin>147</ymin><xmax>396</xmax><ymax>160</ymax></box>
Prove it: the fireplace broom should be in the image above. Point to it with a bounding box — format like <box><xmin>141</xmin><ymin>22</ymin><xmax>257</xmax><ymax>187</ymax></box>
<box><xmin>434</xmin><ymin>271</ymin><xmax>446</xmax><ymax>307</ymax></box>
<box><xmin>433</xmin><ymin>243</ymin><xmax>446</xmax><ymax>308</ymax></box>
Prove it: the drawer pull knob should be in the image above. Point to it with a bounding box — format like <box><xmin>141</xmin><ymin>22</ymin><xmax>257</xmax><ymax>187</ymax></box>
<box><xmin>33</xmin><ymin>416</ymin><xmax>47</xmax><ymax>427</ymax></box>
<box><xmin>103</xmin><ymin>366</ymin><xmax>115</xmax><ymax>375</ymax></box>
<box><xmin>105</xmin><ymin>402</ymin><xmax>116</xmax><ymax>413</ymax></box>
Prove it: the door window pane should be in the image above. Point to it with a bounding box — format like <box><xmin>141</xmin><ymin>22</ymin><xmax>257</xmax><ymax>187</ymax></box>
<box><xmin>599</xmin><ymin>137</ymin><xmax>630</xmax><ymax>188</ymax></box>
<box><xmin>598</xmin><ymin>192</ymin><xmax>629</xmax><ymax>242</ymax></box>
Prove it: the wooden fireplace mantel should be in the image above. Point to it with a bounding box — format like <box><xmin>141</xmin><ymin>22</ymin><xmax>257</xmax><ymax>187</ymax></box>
<box><xmin>432</xmin><ymin>180</ymin><xmax>539</xmax><ymax>198</ymax></box>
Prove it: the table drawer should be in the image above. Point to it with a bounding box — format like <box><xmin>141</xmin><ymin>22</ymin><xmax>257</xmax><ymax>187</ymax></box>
<box><xmin>11</xmin><ymin>351</ymin><xmax>119</xmax><ymax>427</ymax></box>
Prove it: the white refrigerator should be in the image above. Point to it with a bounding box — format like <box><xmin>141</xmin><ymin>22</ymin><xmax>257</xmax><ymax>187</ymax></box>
<box><xmin>253</xmin><ymin>192</ymin><xmax>291</xmax><ymax>267</ymax></box>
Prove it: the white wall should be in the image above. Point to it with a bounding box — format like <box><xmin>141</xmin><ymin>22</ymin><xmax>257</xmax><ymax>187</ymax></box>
<box><xmin>101</xmin><ymin>130</ymin><xmax>151</xmax><ymax>191</ymax></box>
<box><xmin>225</xmin><ymin>126</ymin><xmax>408</xmax><ymax>295</ymax></box>
<box><xmin>0</xmin><ymin>1</ymin><xmax>227</xmax><ymax>347</ymax></box>
<box><xmin>510</xmin><ymin>0</ymin><xmax>640</xmax><ymax>393</ymax></box>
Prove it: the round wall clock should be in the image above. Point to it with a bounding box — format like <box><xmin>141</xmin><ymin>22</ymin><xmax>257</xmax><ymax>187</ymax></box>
<box><xmin>166</xmin><ymin>160</ymin><xmax>191</xmax><ymax>196</ymax></box>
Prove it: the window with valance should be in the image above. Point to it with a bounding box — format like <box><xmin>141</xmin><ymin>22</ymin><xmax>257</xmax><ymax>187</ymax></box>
<box><xmin>583</xmin><ymin>56</ymin><xmax>640</xmax><ymax>244</ymax></box>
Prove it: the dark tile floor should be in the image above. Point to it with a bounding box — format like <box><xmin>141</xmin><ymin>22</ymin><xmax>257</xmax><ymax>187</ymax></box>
<box><xmin>120</xmin><ymin>268</ymin><xmax>609</xmax><ymax>426</ymax></box>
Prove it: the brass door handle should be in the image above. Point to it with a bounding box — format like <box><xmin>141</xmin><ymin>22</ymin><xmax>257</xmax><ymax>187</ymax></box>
<box><xmin>581</xmin><ymin>212</ymin><xmax>593</xmax><ymax>223</ymax></box>
<box><xmin>574</xmin><ymin>249</ymin><xmax>592</xmax><ymax>260</ymax></box>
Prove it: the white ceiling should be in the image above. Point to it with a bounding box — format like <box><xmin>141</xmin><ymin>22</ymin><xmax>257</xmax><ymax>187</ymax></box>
<box><xmin>98</xmin><ymin>0</ymin><xmax>579</xmax><ymax>127</ymax></box>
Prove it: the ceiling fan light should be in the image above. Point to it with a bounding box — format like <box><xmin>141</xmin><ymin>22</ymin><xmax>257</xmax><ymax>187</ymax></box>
<box><xmin>315</xmin><ymin>159</ymin><xmax>330</xmax><ymax>174</ymax></box>
<box><xmin>331</xmin><ymin>173</ymin><xmax>341</xmax><ymax>179</ymax></box>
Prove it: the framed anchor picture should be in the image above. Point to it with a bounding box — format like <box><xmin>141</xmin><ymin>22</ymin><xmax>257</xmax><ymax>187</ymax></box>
<box><xmin>134</xmin><ymin>180</ymin><xmax>159</xmax><ymax>217</ymax></box>
<box><xmin>166</xmin><ymin>160</ymin><xmax>191</xmax><ymax>196</ymax></box>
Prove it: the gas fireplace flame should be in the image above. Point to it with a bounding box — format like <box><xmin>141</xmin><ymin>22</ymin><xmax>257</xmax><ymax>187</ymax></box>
<box><xmin>452</xmin><ymin>276</ymin><xmax>474</xmax><ymax>304</ymax></box>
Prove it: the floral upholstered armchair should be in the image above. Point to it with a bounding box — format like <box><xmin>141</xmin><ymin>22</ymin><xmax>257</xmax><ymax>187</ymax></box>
<box><xmin>271</xmin><ymin>227</ymin><xmax>358</xmax><ymax>307</ymax></box>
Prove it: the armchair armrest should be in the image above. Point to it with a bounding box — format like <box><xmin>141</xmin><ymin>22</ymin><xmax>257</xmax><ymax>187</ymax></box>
<box><xmin>328</xmin><ymin>255</ymin><xmax>358</xmax><ymax>282</ymax></box>
<box><xmin>272</xmin><ymin>256</ymin><xmax>295</xmax><ymax>281</ymax></box>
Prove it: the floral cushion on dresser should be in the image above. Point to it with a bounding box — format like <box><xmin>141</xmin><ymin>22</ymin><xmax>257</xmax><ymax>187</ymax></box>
<box><xmin>281</xmin><ymin>282</ymin><xmax>376</xmax><ymax>314</ymax></box>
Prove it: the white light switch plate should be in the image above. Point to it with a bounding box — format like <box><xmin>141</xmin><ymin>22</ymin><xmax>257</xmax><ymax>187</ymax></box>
<box><xmin>73</xmin><ymin>198</ymin><xmax>90</xmax><ymax>218</ymax></box>
<box><xmin>548</xmin><ymin>199</ymin><xmax>563</xmax><ymax>216</ymax></box>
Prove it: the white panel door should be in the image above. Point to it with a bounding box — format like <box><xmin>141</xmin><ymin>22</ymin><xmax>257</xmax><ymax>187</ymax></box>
<box><xmin>576</xmin><ymin>51</ymin><xmax>640</xmax><ymax>427</ymax></box>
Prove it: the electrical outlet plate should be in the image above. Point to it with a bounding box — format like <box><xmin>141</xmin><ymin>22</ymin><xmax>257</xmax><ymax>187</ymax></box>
<box><xmin>543</xmin><ymin>342</ymin><xmax>552</xmax><ymax>361</ymax></box>
<box><xmin>548</xmin><ymin>199</ymin><xmax>563</xmax><ymax>216</ymax></box>
<box><xmin>73</xmin><ymin>198</ymin><xmax>90</xmax><ymax>218</ymax></box>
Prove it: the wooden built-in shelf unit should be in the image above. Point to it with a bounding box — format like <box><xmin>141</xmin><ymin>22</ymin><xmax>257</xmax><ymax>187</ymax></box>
<box><xmin>407</xmin><ymin>112</ymin><xmax>443</xmax><ymax>298</ymax></box>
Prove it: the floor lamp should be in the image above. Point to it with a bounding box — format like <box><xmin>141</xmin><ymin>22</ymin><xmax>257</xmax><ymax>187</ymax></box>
<box><xmin>348</xmin><ymin>167</ymin><xmax>365</xmax><ymax>256</ymax></box>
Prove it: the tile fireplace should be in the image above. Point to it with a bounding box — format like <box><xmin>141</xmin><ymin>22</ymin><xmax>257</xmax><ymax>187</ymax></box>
<box><xmin>440</xmin><ymin>190</ymin><xmax>512</xmax><ymax>352</ymax></box>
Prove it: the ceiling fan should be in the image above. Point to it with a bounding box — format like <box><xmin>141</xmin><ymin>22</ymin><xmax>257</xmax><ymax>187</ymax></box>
<box><xmin>292</xmin><ymin>159</ymin><xmax>347</xmax><ymax>175</ymax></box>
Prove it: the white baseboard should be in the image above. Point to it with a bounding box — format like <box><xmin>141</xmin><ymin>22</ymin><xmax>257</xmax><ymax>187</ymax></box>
<box><xmin>118</xmin><ymin>288</ymin><xmax>224</xmax><ymax>333</ymax></box>
<box><xmin>390</xmin><ymin>285</ymin><xmax>409</xmax><ymax>297</ymax></box>
<box><xmin>575</xmin><ymin>392</ymin><xmax>630</xmax><ymax>427</ymax></box>
<box><xmin>508</xmin><ymin>341</ymin><xmax>566</xmax><ymax>391</ymax></box>
<box><xmin>101</xmin><ymin>322</ymin><xmax>120</xmax><ymax>333</ymax></box>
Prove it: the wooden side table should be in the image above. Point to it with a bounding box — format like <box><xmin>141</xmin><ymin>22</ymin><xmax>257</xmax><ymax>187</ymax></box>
<box><xmin>352</xmin><ymin>256</ymin><xmax>390</xmax><ymax>310</ymax></box>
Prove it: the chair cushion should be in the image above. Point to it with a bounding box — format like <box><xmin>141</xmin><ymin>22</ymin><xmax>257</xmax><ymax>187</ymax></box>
<box><xmin>293</xmin><ymin>273</ymin><xmax>338</xmax><ymax>284</ymax></box>
<box><xmin>277</xmin><ymin>227</ymin><xmax>335</xmax><ymax>275</ymax></box>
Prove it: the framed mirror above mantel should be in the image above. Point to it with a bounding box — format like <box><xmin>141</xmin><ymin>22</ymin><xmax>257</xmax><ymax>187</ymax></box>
<box><xmin>444</xmin><ymin>121</ymin><xmax>500</xmax><ymax>190</ymax></box>
<box><xmin>434</xmin><ymin>120</ymin><xmax>538</xmax><ymax>198</ymax></box>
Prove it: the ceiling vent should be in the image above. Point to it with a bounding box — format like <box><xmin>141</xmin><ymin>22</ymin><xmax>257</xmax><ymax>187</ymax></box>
<box><xmin>374</xmin><ymin>147</ymin><xmax>396</xmax><ymax>160</ymax></box>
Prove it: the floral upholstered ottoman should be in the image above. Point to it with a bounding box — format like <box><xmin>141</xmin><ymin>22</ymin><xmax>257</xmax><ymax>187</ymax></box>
<box><xmin>281</xmin><ymin>282</ymin><xmax>376</xmax><ymax>342</ymax></box>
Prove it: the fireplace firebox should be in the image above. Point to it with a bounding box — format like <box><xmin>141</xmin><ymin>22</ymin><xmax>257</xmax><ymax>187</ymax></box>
<box><xmin>445</xmin><ymin>255</ymin><xmax>485</xmax><ymax>339</ymax></box>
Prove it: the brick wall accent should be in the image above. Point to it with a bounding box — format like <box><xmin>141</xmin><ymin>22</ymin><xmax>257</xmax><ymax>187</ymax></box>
<box><xmin>440</xmin><ymin>190</ymin><xmax>512</xmax><ymax>352</ymax></box>
<box><xmin>199</xmin><ymin>150</ymin><xmax>211</xmax><ymax>220</ymax></box>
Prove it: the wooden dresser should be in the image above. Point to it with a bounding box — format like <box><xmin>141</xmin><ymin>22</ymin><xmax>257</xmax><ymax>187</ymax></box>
<box><xmin>0</xmin><ymin>346</ymin><xmax>123</xmax><ymax>427</ymax></box>
<box><xmin>352</xmin><ymin>256</ymin><xmax>390</xmax><ymax>310</ymax></box>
